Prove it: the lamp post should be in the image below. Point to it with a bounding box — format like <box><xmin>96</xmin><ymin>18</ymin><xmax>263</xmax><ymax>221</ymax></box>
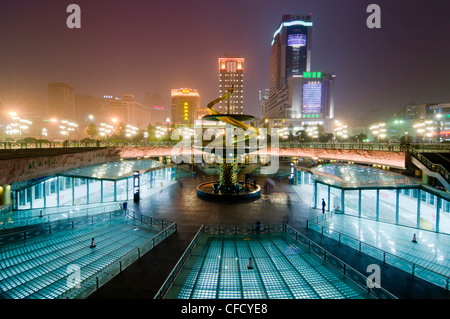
<box><xmin>60</xmin><ymin>120</ymin><xmax>78</xmax><ymax>142</ymax></box>
<box><xmin>435</xmin><ymin>113</ymin><xmax>442</xmax><ymax>143</ymax></box>
<box><xmin>8</xmin><ymin>112</ymin><xmax>32</xmax><ymax>141</ymax></box>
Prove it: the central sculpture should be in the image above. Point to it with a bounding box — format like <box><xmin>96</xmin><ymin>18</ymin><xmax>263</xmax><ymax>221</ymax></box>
<box><xmin>195</xmin><ymin>86</ymin><xmax>262</xmax><ymax>200</ymax></box>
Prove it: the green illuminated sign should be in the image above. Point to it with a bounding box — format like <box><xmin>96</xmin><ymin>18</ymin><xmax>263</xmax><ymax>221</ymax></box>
<box><xmin>301</xmin><ymin>114</ymin><xmax>320</xmax><ymax>118</ymax></box>
<box><xmin>303</xmin><ymin>71</ymin><xmax>322</xmax><ymax>79</ymax></box>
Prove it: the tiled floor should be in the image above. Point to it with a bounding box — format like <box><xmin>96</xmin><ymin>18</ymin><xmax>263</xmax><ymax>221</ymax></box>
<box><xmin>166</xmin><ymin>232</ymin><xmax>372</xmax><ymax>299</ymax></box>
<box><xmin>0</xmin><ymin>212</ymin><xmax>171</xmax><ymax>299</ymax></box>
<box><xmin>87</xmin><ymin>168</ymin><xmax>450</xmax><ymax>299</ymax></box>
<box><xmin>309</xmin><ymin>213</ymin><xmax>450</xmax><ymax>287</ymax></box>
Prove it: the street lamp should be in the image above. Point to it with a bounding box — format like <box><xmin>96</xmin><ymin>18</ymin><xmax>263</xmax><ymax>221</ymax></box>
<box><xmin>99</xmin><ymin>123</ymin><xmax>113</xmax><ymax>140</ymax></box>
<box><xmin>8</xmin><ymin>112</ymin><xmax>32</xmax><ymax>140</ymax></box>
<box><xmin>435</xmin><ymin>113</ymin><xmax>442</xmax><ymax>143</ymax></box>
<box><xmin>60</xmin><ymin>120</ymin><xmax>78</xmax><ymax>141</ymax></box>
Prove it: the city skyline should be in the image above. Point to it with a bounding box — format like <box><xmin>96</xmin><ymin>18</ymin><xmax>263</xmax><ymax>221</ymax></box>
<box><xmin>0</xmin><ymin>0</ymin><xmax>449</xmax><ymax>122</ymax></box>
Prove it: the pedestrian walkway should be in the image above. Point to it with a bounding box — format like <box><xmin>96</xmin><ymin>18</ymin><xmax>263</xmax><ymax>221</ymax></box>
<box><xmin>166</xmin><ymin>232</ymin><xmax>373</xmax><ymax>299</ymax></box>
<box><xmin>308</xmin><ymin>213</ymin><xmax>450</xmax><ymax>289</ymax></box>
<box><xmin>79</xmin><ymin>169</ymin><xmax>449</xmax><ymax>299</ymax></box>
<box><xmin>0</xmin><ymin>211</ymin><xmax>175</xmax><ymax>299</ymax></box>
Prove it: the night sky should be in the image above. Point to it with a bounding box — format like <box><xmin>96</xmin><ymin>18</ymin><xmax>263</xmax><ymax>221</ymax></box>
<box><xmin>1</xmin><ymin>0</ymin><xmax>449</xmax><ymax>120</ymax></box>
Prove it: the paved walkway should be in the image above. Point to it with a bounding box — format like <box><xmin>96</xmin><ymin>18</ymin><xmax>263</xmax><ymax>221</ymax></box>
<box><xmin>87</xmin><ymin>167</ymin><xmax>450</xmax><ymax>299</ymax></box>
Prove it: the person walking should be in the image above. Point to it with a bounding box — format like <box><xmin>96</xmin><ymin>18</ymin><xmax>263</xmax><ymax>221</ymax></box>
<box><xmin>322</xmin><ymin>198</ymin><xmax>326</xmax><ymax>214</ymax></box>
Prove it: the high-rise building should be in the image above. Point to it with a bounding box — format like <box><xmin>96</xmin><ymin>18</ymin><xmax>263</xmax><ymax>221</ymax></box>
<box><xmin>142</xmin><ymin>92</ymin><xmax>171</xmax><ymax>125</ymax></box>
<box><xmin>262</xmin><ymin>14</ymin><xmax>335</xmax><ymax>131</ymax></box>
<box><xmin>103</xmin><ymin>94</ymin><xmax>151</xmax><ymax>129</ymax></box>
<box><xmin>269</xmin><ymin>14</ymin><xmax>312</xmax><ymax>95</ymax></box>
<box><xmin>219</xmin><ymin>55</ymin><xmax>244</xmax><ymax>114</ymax></box>
<box><xmin>171</xmin><ymin>88</ymin><xmax>201</xmax><ymax>125</ymax></box>
<box><xmin>48</xmin><ymin>83</ymin><xmax>75</xmax><ymax>121</ymax></box>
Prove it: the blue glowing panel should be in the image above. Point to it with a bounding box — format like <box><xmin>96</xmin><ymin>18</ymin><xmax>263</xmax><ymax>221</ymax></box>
<box><xmin>302</xmin><ymin>83</ymin><xmax>322</xmax><ymax>114</ymax></box>
<box><xmin>287</xmin><ymin>33</ymin><xmax>306</xmax><ymax>47</ymax></box>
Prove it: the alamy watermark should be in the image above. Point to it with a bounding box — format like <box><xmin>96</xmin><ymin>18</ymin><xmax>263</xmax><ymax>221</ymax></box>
<box><xmin>66</xmin><ymin>4</ymin><xmax>382</xmax><ymax>30</ymax></box>
<box><xmin>366</xmin><ymin>264</ymin><xmax>381</xmax><ymax>289</ymax></box>
<box><xmin>66</xmin><ymin>4</ymin><xmax>81</xmax><ymax>29</ymax></box>
<box><xmin>366</xmin><ymin>4</ymin><xmax>381</xmax><ymax>29</ymax></box>
<box><xmin>169</xmin><ymin>126</ymin><xmax>280</xmax><ymax>175</ymax></box>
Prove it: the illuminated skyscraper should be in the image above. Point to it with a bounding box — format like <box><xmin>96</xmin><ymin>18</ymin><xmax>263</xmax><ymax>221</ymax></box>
<box><xmin>262</xmin><ymin>14</ymin><xmax>335</xmax><ymax>131</ymax></box>
<box><xmin>219</xmin><ymin>55</ymin><xmax>244</xmax><ymax>114</ymax></box>
<box><xmin>171</xmin><ymin>88</ymin><xmax>201</xmax><ymax>125</ymax></box>
<box><xmin>269</xmin><ymin>14</ymin><xmax>312</xmax><ymax>95</ymax></box>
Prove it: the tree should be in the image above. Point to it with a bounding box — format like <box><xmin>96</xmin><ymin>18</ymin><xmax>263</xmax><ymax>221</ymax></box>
<box><xmin>87</xmin><ymin>123</ymin><xmax>98</xmax><ymax>138</ymax></box>
<box><xmin>319</xmin><ymin>133</ymin><xmax>334</xmax><ymax>143</ymax></box>
<box><xmin>355</xmin><ymin>133</ymin><xmax>367</xmax><ymax>143</ymax></box>
<box><xmin>400</xmin><ymin>134</ymin><xmax>412</xmax><ymax>144</ymax></box>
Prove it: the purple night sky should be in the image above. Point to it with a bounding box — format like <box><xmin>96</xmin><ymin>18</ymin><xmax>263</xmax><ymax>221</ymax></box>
<box><xmin>1</xmin><ymin>0</ymin><xmax>449</xmax><ymax>119</ymax></box>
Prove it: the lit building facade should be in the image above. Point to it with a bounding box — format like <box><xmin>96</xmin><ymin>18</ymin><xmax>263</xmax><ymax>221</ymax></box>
<box><xmin>262</xmin><ymin>15</ymin><xmax>336</xmax><ymax>132</ymax></box>
<box><xmin>219</xmin><ymin>55</ymin><xmax>244</xmax><ymax>114</ymax></box>
<box><xmin>171</xmin><ymin>88</ymin><xmax>201</xmax><ymax>125</ymax></box>
<box><xmin>263</xmin><ymin>71</ymin><xmax>335</xmax><ymax>131</ymax></box>
<box><xmin>268</xmin><ymin>14</ymin><xmax>312</xmax><ymax>94</ymax></box>
<box><xmin>48</xmin><ymin>83</ymin><xmax>75</xmax><ymax>121</ymax></box>
<box><xmin>102</xmin><ymin>94</ymin><xmax>151</xmax><ymax>129</ymax></box>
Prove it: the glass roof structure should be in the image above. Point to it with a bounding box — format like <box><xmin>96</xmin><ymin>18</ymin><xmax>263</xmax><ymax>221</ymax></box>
<box><xmin>62</xmin><ymin>159</ymin><xmax>168</xmax><ymax>181</ymax></box>
<box><xmin>310</xmin><ymin>163</ymin><xmax>420</xmax><ymax>189</ymax></box>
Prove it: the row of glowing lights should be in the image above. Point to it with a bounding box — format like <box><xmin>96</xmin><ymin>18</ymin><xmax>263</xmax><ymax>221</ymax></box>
<box><xmin>5</xmin><ymin>112</ymin><xmax>33</xmax><ymax>135</ymax></box>
<box><xmin>277</xmin><ymin>125</ymin><xmax>319</xmax><ymax>138</ymax></box>
<box><xmin>370</xmin><ymin>119</ymin><xmax>440</xmax><ymax>138</ymax></box>
<box><xmin>334</xmin><ymin>121</ymin><xmax>348</xmax><ymax>139</ymax></box>
<box><xmin>5</xmin><ymin>112</ymin><xmax>146</xmax><ymax>138</ymax></box>
<box><xmin>413</xmin><ymin>120</ymin><xmax>436</xmax><ymax>137</ymax></box>
<box><xmin>369</xmin><ymin>123</ymin><xmax>388</xmax><ymax>139</ymax></box>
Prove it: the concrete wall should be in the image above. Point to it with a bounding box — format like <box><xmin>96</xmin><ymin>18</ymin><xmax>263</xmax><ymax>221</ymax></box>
<box><xmin>0</xmin><ymin>148</ymin><xmax>121</xmax><ymax>185</ymax></box>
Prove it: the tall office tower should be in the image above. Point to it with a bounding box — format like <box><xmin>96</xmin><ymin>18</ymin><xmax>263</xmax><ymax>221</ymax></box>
<box><xmin>171</xmin><ymin>88</ymin><xmax>201</xmax><ymax>125</ymax></box>
<box><xmin>103</xmin><ymin>94</ymin><xmax>151</xmax><ymax>129</ymax></box>
<box><xmin>269</xmin><ymin>14</ymin><xmax>312</xmax><ymax>95</ymax></box>
<box><xmin>48</xmin><ymin>83</ymin><xmax>75</xmax><ymax>121</ymax></box>
<box><xmin>263</xmin><ymin>15</ymin><xmax>313</xmax><ymax>120</ymax></box>
<box><xmin>219</xmin><ymin>55</ymin><xmax>244</xmax><ymax>114</ymax></box>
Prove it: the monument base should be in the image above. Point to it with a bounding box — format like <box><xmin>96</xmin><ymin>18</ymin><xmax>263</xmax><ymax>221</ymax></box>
<box><xmin>196</xmin><ymin>181</ymin><xmax>261</xmax><ymax>201</ymax></box>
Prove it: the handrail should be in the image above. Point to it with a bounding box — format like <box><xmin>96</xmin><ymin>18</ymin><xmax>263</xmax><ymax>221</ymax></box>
<box><xmin>285</xmin><ymin>225</ymin><xmax>398</xmax><ymax>299</ymax></box>
<box><xmin>62</xmin><ymin>221</ymin><xmax>177</xmax><ymax>299</ymax></box>
<box><xmin>2</xmin><ymin>140</ymin><xmax>450</xmax><ymax>152</ymax></box>
<box><xmin>155</xmin><ymin>223</ymin><xmax>397</xmax><ymax>299</ymax></box>
<box><xmin>203</xmin><ymin>224</ymin><xmax>283</xmax><ymax>235</ymax></box>
<box><xmin>0</xmin><ymin>209</ymin><xmax>124</xmax><ymax>241</ymax></box>
<box><xmin>0</xmin><ymin>203</ymin><xmax>122</xmax><ymax>230</ymax></box>
<box><xmin>408</xmin><ymin>146</ymin><xmax>450</xmax><ymax>184</ymax></box>
<box><xmin>307</xmin><ymin>222</ymin><xmax>450</xmax><ymax>291</ymax></box>
<box><xmin>154</xmin><ymin>225</ymin><xmax>204</xmax><ymax>299</ymax></box>
<box><xmin>126</xmin><ymin>208</ymin><xmax>174</xmax><ymax>229</ymax></box>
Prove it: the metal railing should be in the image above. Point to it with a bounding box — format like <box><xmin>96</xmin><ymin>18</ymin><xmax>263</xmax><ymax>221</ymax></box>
<box><xmin>285</xmin><ymin>225</ymin><xmax>397</xmax><ymax>299</ymax></box>
<box><xmin>409</xmin><ymin>147</ymin><xmax>450</xmax><ymax>184</ymax></box>
<box><xmin>307</xmin><ymin>221</ymin><xmax>450</xmax><ymax>291</ymax></box>
<box><xmin>0</xmin><ymin>209</ymin><xmax>124</xmax><ymax>242</ymax></box>
<box><xmin>154</xmin><ymin>225</ymin><xmax>204</xmax><ymax>299</ymax></box>
<box><xmin>203</xmin><ymin>224</ymin><xmax>283</xmax><ymax>235</ymax></box>
<box><xmin>62</xmin><ymin>220</ymin><xmax>177</xmax><ymax>299</ymax></box>
<box><xmin>0</xmin><ymin>203</ymin><xmax>122</xmax><ymax>230</ymax></box>
<box><xmin>2</xmin><ymin>140</ymin><xmax>450</xmax><ymax>153</ymax></box>
<box><xmin>126</xmin><ymin>208</ymin><xmax>175</xmax><ymax>229</ymax></box>
<box><xmin>154</xmin><ymin>223</ymin><xmax>397</xmax><ymax>299</ymax></box>
<box><xmin>0</xmin><ymin>206</ymin><xmax>177</xmax><ymax>299</ymax></box>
